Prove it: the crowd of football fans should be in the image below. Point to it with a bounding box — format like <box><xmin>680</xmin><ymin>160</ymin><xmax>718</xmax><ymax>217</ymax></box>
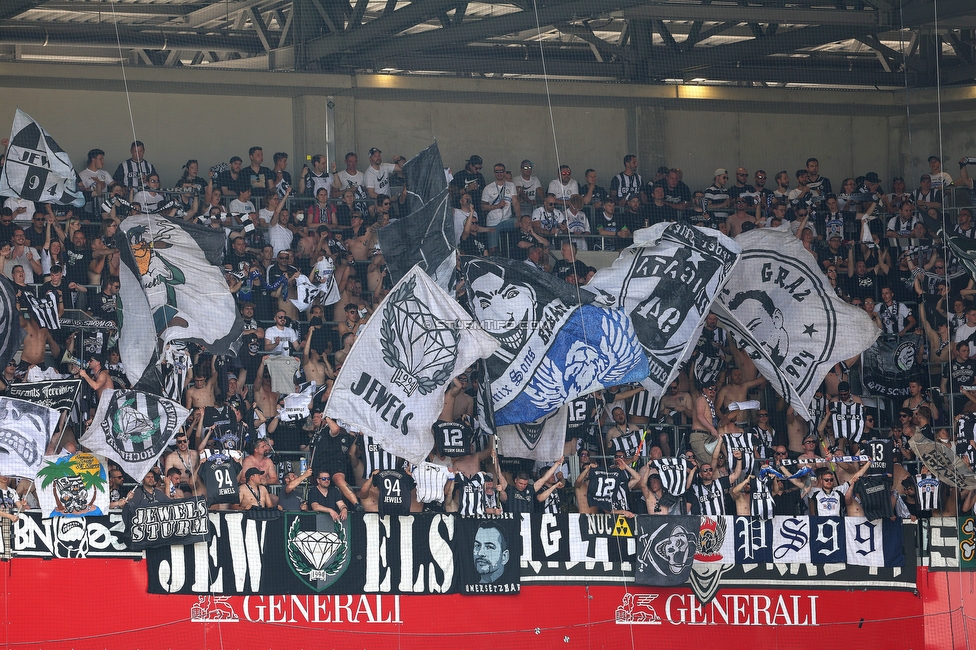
<box><xmin>2</xmin><ymin>137</ymin><xmax>976</xmax><ymax>525</ymax></box>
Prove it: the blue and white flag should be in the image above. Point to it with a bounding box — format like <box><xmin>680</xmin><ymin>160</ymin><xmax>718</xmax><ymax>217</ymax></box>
<box><xmin>0</xmin><ymin>109</ymin><xmax>84</xmax><ymax>207</ymax></box>
<box><xmin>713</xmin><ymin>227</ymin><xmax>880</xmax><ymax>421</ymax></box>
<box><xmin>80</xmin><ymin>389</ymin><xmax>189</xmax><ymax>481</ymax></box>
<box><xmin>463</xmin><ymin>257</ymin><xmax>648</xmax><ymax>426</ymax></box>
<box><xmin>324</xmin><ymin>266</ymin><xmax>498</xmax><ymax>465</ymax></box>
<box><xmin>845</xmin><ymin>517</ymin><xmax>904</xmax><ymax>567</ymax></box>
<box><xmin>0</xmin><ymin>396</ymin><xmax>59</xmax><ymax>479</ymax></box>
<box><xmin>496</xmin><ymin>404</ymin><xmax>567</xmax><ymax>462</ymax></box>
<box><xmin>771</xmin><ymin>516</ymin><xmax>812</xmax><ymax>564</ymax></box>
<box><xmin>585</xmin><ymin>222</ymin><xmax>739</xmax><ymax>397</ymax></box>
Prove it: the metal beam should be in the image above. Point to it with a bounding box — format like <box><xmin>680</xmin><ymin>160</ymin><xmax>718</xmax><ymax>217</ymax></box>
<box><xmin>348</xmin><ymin>0</ymin><xmax>371</xmax><ymax>30</ymax></box>
<box><xmin>247</xmin><ymin>7</ymin><xmax>274</xmax><ymax>52</ymax></box>
<box><xmin>360</xmin><ymin>0</ymin><xmax>653</xmax><ymax>63</ymax></box>
<box><xmin>0</xmin><ymin>23</ymin><xmax>266</xmax><ymax>54</ymax></box>
<box><xmin>899</xmin><ymin>0</ymin><xmax>976</xmax><ymax>26</ymax></box>
<box><xmin>0</xmin><ymin>0</ymin><xmax>50</xmax><ymax>22</ymax></box>
<box><xmin>301</xmin><ymin>0</ymin><xmax>460</xmax><ymax>61</ymax></box>
<box><xmin>556</xmin><ymin>21</ymin><xmax>627</xmax><ymax>61</ymax></box>
<box><xmin>37</xmin><ymin>3</ymin><xmax>210</xmax><ymax>16</ymax></box>
<box><xmin>623</xmin><ymin>4</ymin><xmax>881</xmax><ymax>26</ymax></box>
<box><xmin>179</xmin><ymin>0</ymin><xmax>270</xmax><ymax>28</ymax></box>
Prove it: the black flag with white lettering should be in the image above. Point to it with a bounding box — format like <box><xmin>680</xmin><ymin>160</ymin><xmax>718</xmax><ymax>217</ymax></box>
<box><xmin>122</xmin><ymin>496</ymin><xmax>212</xmax><ymax>550</ymax></box>
<box><xmin>0</xmin><ymin>274</ymin><xmax>22</xmax><ymax>371</ymax></box>
<box><xmin>860</xmin><ymin>334</ymin><xmax>923</xmax><ymax>398</ymax></box>
<box><xmin>635</xmin><ymin>515</ymin><xmax>700</xmax><ymax>586</ymax></box>
<box><xmin>7</xmin><ymin>379</ymin><xmax>81</xmax><ymax>412</ymax></box>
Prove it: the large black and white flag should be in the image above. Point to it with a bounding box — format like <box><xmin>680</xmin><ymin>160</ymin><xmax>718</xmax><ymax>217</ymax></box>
<box><xmin>0</xmin><ymin>109</ymin><xmax>84</xmax><ymax>206</ymax></box>
<box><xmin>635</xmin><ymin>515</ymin><xmax>700</xmax><ymax>586</ymax></box>
<box><xmin>116</xmin><ymin>215</ymin><xmax>243</xmax><ymax>390</ymax></box>
<box><xmin>712</xmin><ymin>228</ymin><xmax>880</xmax><ymax>420</ymax></box>
<box><xmin>123</xmin><ymin>496</ymin><xmax>211</xmax><ymax>550</ymax></box>
<box><xmin>22</xmin><ymin>291</ymin><xmax>60</xmax><ymax>331</ymax></box>
<box><xmin>860</xmin><ymin>334</ymin><xmax>923</xmax><ymax>398</ymax></box>
<box><xmin>0</xmin><ymin>396</ymin><xmax>59</xmax><ymax>479</ymax></box>
<box><xmin>585</xmin><ymin>222</ymin><xmax>739</xmax><ymax>397</ymax></box>
<box><xmin>324</xmin><ymin>266</ymin><xmax>498</xmax><ymax>465</ymax></box>
<box><xmin>378</xmin><ymin>188</ymin><xmax>456</xmax><ymax>291</ymax></box>
<box><xmin>0</xmin><ymin>274</ymin><xmax>22</xmax><ymax>371</ymax></box>
<box><xmin>402</xmin><ymin>141</ymin><xmax>449</xmax><ymax>214</ymax></box>
<box><xmin>909</xmin><ymin>433</ymin><xmax>976</xmax><ymax>491</ymax></box>
<box><xmin>496</xmin><ymin>405</ymin><xmax>568</xmax><ymax>462</ymax></box>
<box><xmin>79</xmin><ymin>389</ymin><xmax>190</xmax><ymax>481</ymax></box>
<box><xmin>463</xmin><ymin>257</ymin><xmax>648</xmax><ymax>426</ymax></box>
<box><xmin>6</xmin><ymin>379</ymin><xmax>81</xmax><ymax>412</ymax></box>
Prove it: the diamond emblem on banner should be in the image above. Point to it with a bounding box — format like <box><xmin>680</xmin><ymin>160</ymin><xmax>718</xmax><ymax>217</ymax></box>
<box><xmin>294</xmin><ymin>530</ymin><xmax>342</xmax><ymax>570</ymax></box>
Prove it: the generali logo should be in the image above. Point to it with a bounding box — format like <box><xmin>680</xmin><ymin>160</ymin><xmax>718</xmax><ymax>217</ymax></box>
<box><xmin>614</xmin><ymin>592</ymin><xmax>819</xmax><ymax>626</ymax></box>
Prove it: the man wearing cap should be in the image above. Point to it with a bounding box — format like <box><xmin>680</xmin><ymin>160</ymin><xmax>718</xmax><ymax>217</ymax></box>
<box><xmin>704</xmin><ymin>169</ymin><xmax>732</xmax><ymax>222</ymax></box>
<box><xmin>218</xmin><ymin>156</ymin><xmax>249</xmax><ymax>196</ymax></box>
<box><xmin>513</xmin><ymin>160</ymin><xmax>541</xmax><ymax>217</ymax></box>
<box><xmin>363</xmin><ymin>147</ymin><xmax>405</xmax><ymax>200</ymax></box>
<box><xmin>928</xmin><ymin>155</ymin><xmax>953</xmax><ymax>190</ymax></box>
<box><xmin>238</xmin><ymin>467</ymin><xmax>275</xmax><ymax>509</ymax></box>
<box><xmin>451</xmin><ymin>155</ymin><xmax>486</xmax><ymax>213</ymax></box>
<box><xmin>860</xmin><ymin>172</ymin><xmax>883</xmax><ymax>202</ymax></box>
<box><xmin>912</xmin><ymin>173</ymin><xmax>942</xmax><ymax>217</ymax></box>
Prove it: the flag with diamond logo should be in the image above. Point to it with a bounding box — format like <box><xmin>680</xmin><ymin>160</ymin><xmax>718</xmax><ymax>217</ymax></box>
<box><xmin>285</xmin><ymin>513</ymin><xmax>352</xmax><ymax>591</ymax></box>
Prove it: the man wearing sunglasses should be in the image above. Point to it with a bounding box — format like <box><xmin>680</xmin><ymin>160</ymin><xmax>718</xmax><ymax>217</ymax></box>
<box><xmin>306</xmin><ymin>471</ymin><xmax>347</xmax><ymax>521</ymax></box>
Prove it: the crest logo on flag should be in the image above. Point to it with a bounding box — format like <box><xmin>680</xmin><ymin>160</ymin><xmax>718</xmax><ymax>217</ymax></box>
<box><xmin>101</xmin><ymin>391</ymin><xmax>178</xmax><ymax>462</ymax></box>
<box><xmin>380</xmin><ymin>274</ymin><xmax>459</xmax><ymax>396</ymax></box>
<box><xmin>694</xmin><ymin>516</ymin><xmax>727</xmax><ymax>562</ymax></box>
<box><xmin>285</xmin><ymin>515</ymin><xmax>351</xmax><ymax>591</ymax></box>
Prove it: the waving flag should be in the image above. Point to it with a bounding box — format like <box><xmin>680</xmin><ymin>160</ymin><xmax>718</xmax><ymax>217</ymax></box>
<box><xmin>0</xmin><ymin>274</ymin><xmax>22</xmax><ymax>372</ymax></box>
<box><xmin>463</xmin><ymin>256</ymin><xmax>648</xmax><ymax>426</ymax></box>
<box><xmin>324</xmin><ymin>266</ymin><xmax>498</xmax><ymax>465</ymax></box>
<box><xmin>35</xmin><ymin>451</ymin><xmax>110</xmax><ymax>518</ymax></box>
<box><xmin>585</xmin><ymin>222</ymin><xmax>739</xmax><ymax>397</ymax></box>
<box><xmin>0</xmin><ymin>397</ymin><xmax>59</xmax><ymax>479</ymax></box>
<box><xmin>378</xmin><ymin>188</ymin><xmax>456</xmax><ymax>291</ymax></box>
<box><xmin>80</xmin><ymin>389</ymin><xmax>189</xmax><ymax>481</ymax></box>
<box><xmin>0</xmin><ymin>109</ymin><xmax>84</xmax><ymax>206</ymax></box>
<box><xmin>116</xmin><ymin>215</ymin><xmax>243</xmax><ymax>390</ymax></box>
<box><xmin>402</xmin><ymin>141</ymin><xmax>448</xmax><ymax>213</ymax></box>
<box><xmin>496</xmin><ymin>405</ymin><xmax>567</xmax><ymax>462</ymax></box>
<box><xmin>712</xmin><ymin>228</ymin><xmax>879</xmax><ymax>421</ymax></box>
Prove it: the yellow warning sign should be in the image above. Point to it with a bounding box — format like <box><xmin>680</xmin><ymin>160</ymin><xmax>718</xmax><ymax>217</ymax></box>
<box><xmin>612</xmin><ymin>515</ymin><xmax>633</xmax><ymax>537</ymax></box>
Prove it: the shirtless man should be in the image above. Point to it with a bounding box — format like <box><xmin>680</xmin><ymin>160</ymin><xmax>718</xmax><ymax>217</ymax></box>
<box><xmin>302</xmin><ymin>328</ymin><xmax>334</xmax><ymax>387</ymax></box>
<box><xmin>185</xmin><ymin>358</ymin><xmax>217</xmax><ymax>411</ymax></box>
<box><xmin>251</xmin><ymin>356</ymin><xmax>279</xmax><ymax>421</ymax></box>
<box><xmin>20</xmin><ymin>313</ymin><xmax>60</xmax><ymax>369</ymax></box>
<box><xmin>786</xmin><ymin>405</ymin><xmax>812</xmax><ymax>455</ymax></box>
<box><xmin>716</xmin><ymin>368</ymin><xmax>766</xmax><ymax>425</ymax></box>
<box><xmin>237</xmin><ymin>467</ymin><xmax>275</xmax><ymax>509</ymax></box>
<box><xmin>660</xmin><ymin>380</ymin><xmax>695</xmax><ymax>424</ymax></box>
<box><xmin>164</xmin><ymin>430</ymin><xmax>202</xmax><ymax>489</ymax></box>
<box><xmin>574</xmin><ymin>450</ymin><xmax>599</xmax><ymax>514</ymax></box>
<box><xmin>344</xmin><ymin>214</ymin><xmax>378</xmax><ymax>261</ymax></box>
<box><xmin>690</xmin><ymin>383</ymin><xmax>721</xmax><ymax>464</ymax></box>
<box><xmin>76</xmin><ymin>356</ymin><xmax>113</xmax><ymax>401</ymax></box>
<box><xmin>903</xmin><ymin>379</ymin><xmax>938</xmax><ymax>421</ymax></box>
<box><xmin>238</xmin><ymin>438</ymin><xmax>279</xmax><ymax>488</ymax></box>
<box><xmin>639</xmin><ymin>467</ymin><xmax>671</xmax><ymax>514</ymax></box>
<box><xmin>452</xmin><ymin>371</ymin><xmax>475</xmax><ymax>420</ymax></box>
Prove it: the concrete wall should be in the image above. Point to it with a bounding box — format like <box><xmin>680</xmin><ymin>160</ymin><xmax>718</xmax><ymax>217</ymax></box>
<box><xmin>0</xmin><ymin>64</ymin><xmax>971</xmax><ymax>197</ymax></box>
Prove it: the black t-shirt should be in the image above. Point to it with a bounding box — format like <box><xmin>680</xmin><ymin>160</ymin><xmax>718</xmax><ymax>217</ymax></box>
<box><xmin>551</xmin><ymin>258</ymin><xmax>587</xmax><ymax>280</ymax></box>
<box><xmin>646</xmin><ymin>203</ymin><xmax>677</xmax><ymax>224</ymax></box>
<box><xmin>24</xmin><ymin>226</ymin><xmax>45</xmax><ymax>249</ymax></box>
<box><xmin>306</xmin><ymin>485</ymin><xmax>343</xmax><ymax>512</ymax></box>
<box><xmin>587</xmin><ymin>467</ymin><xmax>628</xmax><ymax>512</ymax></box>
<box><xmin>312</xmin><ymin>430</ymin><xmax>355</xmax><ymax>475</ymax></box>
<box><xmin>223</xmin><ymin>250</ymin><xmax>252</xmax><ymax>273</ymax></box>
<box><xmin>860</xmin><ymin>438</ymin><xmax>894</xmax><ymax>476</ymax></box>
<box><xmin>217</xmin><ymin>170</ymin><xmax>250</xmax><ymax>196</ymax></box>
<box><xmin>433</xmin><ymin>419</ymin><xmax>473</xmax><ymax>457</ymax></box>
<box><xmin>944</xmin><ymin>358</ymin><xmax>976</xmax><ymax>393</ymax></box>
<box><xmin>244</xmin><ymin>165</ymin><xmax>274</xmax><ymax>197</ymax></box>
<box><xmin>64</xmin><ymin>242</ymin><xmax>91</xmax><ymax>285</ymax></box>
<box><xmin>375</xmin><ymin>469</ymin><xmax>414</xmax><ymax>516</ymax></box>
<box><xmin>40</xmin><ymin>280</ymin><xmax>67</xmax><ymax>312</ymax></box>
<box><xmin>93</xmin><ymin>291</ymin><xmax>118</xmax><ymax>324</ymax></box>
<box><xmin>201</xmin><ymin>456</ymin><xmax>241</xmax><ymax>504</ymax></box>
<box><xmin>504</xmin><ymin>484</ymin><xmax>536</xmax><ymax>513</ymax></box>
<box><xmin>450</xmin><ymin>170</ymin><xmax>486</xmax><ymax>211</ymax></box>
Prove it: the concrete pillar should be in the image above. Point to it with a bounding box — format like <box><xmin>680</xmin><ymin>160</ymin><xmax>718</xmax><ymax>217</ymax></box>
<box><xmin>634</xmin><ymin>104</ymin><xmax>668</xmax><ymax>178</ymax></box>
<box><xmin>292</xmin><ymin>94</ymin><xmax>353</xmax><ymax>171</ymax></box>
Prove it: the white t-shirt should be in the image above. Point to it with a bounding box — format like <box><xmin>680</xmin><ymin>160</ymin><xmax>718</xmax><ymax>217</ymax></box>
<box><xmin>133</xmin><ymin>190</ymin><xmax>166</xmax><ymax>213</ymax></box>
<box><xmin>335</xmin><ymin>170</ymin><xmax>365</xmax><ymax>194</ymax></box>
<box><xmin>548</xmin><ymin>179</ymin><xmax>580</xmax><ymax>201</ymax></box>
<box><xmin>531</xmin><ymin>205</ymin><xmax>565</xmax><ymax>231</ymax></box>
<box><xmin>4</xmin><ymin>197</ymin><xmax>35</xmax><ymax>222</ymax></box>
<box><xmin>78</xmin><ymin>167</ymin><xmax>113</xmax><ymax>191</ymax></box>
<box><xmin>229</xmin><ymin>199</ymin><xmax>256</xmax><ymax>215</ymax></box>
<box><xmin>265</xmin><ymin>325</ymin><xmax>299</xmax><ymax>355</ymax></box>
<box><xmin>481</xmin><ymin>181</ymin><xmax>517</xmax><ymax>227</ymax></box>
<box><xmin>268</xmin><ymin>223</ymin><xmax>294</xmax><ymax>256</ymax></box>
<box><xmin>258</xmin><ymin>207</ymin><xmax>274</xmax><ymax>226</ymax></box>
<box><xmin>514</xmin><ymin>176</ymin><xmax>542</xmax><ymax>215</ymax></box>
<box><xmin>363</xmin><ymin>163</ymin><xmax>396</xmax><ymax>197</ymax></box>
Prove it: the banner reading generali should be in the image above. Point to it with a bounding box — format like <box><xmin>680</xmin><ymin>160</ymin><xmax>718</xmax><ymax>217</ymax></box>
<box><xmin>2</xmin><ymin>558</ymin><xmax>949</xmax><ymax>649</ymax></box>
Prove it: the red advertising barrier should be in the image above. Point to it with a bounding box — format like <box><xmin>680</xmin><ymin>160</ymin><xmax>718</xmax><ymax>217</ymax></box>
<box><xmin>2</xmin><ymin>559</ymin><xmax>970</xmax><ymax>648</ymax></box>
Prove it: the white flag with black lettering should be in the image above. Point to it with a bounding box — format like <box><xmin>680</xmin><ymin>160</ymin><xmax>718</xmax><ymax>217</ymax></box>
<box><xmin>712</xmin><ymin>227</ymin><xmax>880</xmax><ymax>421</ymax></box>
<box><xmin>496</xmin><ymin>405</ymin><xmax>568</xmax><ymax>462</ymax></box>
<box><xmin>0</xmin><ymin>109</ymin><xmax>84</xmax><ymax>206</ymax></box>
<box><xmin>585</xmin><ymin>222</ymin><xmax>740</xmax><ymax>397</ymax></box>
<box><xmin>0</xmin><ymin>397</ymin><xmax>59</xmax><ymax>479</ymax></box>
<box><xmin>324</xmin><ymin>266</ymin><xmax>498</xmax><ymax>465</ymax></box>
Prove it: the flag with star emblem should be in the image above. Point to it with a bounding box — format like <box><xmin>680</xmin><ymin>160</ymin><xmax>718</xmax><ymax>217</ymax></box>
<box><xmin>712</xmin><ymin>227</ymin><xmax>880</xmax><ymax>421</ymax></box>
<box><xmin>584</xmin><ymin>222</ymin><xmax>740</xmax><ymax>398</ymax></box>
